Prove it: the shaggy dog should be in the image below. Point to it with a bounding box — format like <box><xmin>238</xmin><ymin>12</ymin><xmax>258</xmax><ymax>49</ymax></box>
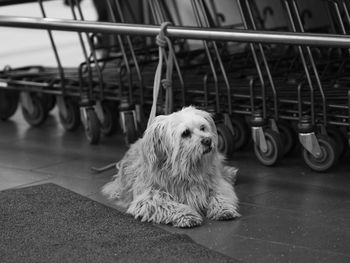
<box><xmin>102</xmin><ymin>106</ymin><xmax>240</xmax><ymax>227</ymax></box>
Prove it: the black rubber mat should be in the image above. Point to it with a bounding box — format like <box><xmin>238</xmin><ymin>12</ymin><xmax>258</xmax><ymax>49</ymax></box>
<box><xmin>0</xmin><ymin>183</ymin><xmax>239</xmax><ymax>263</ymax></box>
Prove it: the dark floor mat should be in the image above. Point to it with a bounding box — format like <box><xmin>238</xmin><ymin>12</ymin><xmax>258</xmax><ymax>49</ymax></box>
<box><xmin>0</xmin><ymin>183</ymin><xmax>239</xmax><ymax>263</ymax></box>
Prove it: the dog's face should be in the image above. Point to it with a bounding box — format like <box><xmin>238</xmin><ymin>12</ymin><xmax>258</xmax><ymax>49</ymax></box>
<box><xmin>173</xmin><ymin>107</ymin><xmax>217</xmax><ymax>158</ymax></box>
<box><xmin>141</xmin><ymin>107</ymin><xmax>218</xmax><ymax>170</ymax></box>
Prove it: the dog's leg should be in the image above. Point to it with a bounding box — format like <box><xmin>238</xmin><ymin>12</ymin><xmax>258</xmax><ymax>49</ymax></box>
<box><xmin>127</xmin><ymin>190</ymin><xmax>203</xmax><ymax>228</ymax></box>
<box><xmin>207</xmin><ymin>176</ymin><xmax>240</xmax><ymax>221</ymax></box>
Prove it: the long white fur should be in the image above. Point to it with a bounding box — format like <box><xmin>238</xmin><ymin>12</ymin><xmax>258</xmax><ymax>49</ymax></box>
<box><xmin>102</xmin><ymin>106</ymin><xmax>240</xmax><ymax>228</ymax></box>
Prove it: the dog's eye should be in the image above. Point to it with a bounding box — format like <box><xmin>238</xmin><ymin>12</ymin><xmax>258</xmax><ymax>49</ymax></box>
<box><xmin>181</xmin><ymin>129</ymin><xmax>191</xmax><ymax>138</ymax></box>
<box><xmin>200</xmin><ymin>125</ymin><xmax>206</xmax><ymax>131</ymax></box>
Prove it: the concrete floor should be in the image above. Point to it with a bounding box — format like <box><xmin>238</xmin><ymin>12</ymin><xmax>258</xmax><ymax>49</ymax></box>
<box><xmin>0</xmin><ymin>108</ymin><xmax>349</xmax><ymax>263</ymax></box>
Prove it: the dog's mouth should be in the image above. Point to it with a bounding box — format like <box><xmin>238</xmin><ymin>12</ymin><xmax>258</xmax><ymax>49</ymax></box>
<box><xmin>203</xmin><ymin>146</ymin><xmax>212</xmax><ymax>154</ymax></box>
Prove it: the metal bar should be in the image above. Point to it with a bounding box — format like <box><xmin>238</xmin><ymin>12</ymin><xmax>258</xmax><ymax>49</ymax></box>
<box><xmin>236</xmin><ymin>0</ymin><xmax>266</xmax><ymax>118</ymax></box>
<box><xmin>74</xmin><ymin>0</ymin><xmax>104</xmax><ymax>100</ymax></box>
<box><xmin>245</xmin><ymin>0</ymin><xmax>278</xmax><ymax>121</ymax></box>
<box><xmin>290</xmin><ymin>0</ymin><xmax>327</xmax><ymax>127</ymax></box>
<box><xmin>38</xmin><ymin>0</ymin><xmax>66</xmax><ymax>94</ymax></box>
<box><xmin>191</xmin><ymin>0</ymin><xmax>220</xmax><ymax>113</ymax></box>
<box><xmin>2</xmin><ymin>15</ymin><xmax>350</xmax><ymax>47</ymax></box>
<box><xmin>283</xmin><ymin>0</ymin><xmax>315</xmax><ymax>126</ymax></box>
<box><xmin>198</xmin><ymin>0</ymin><xmax>233</xmax><ymax>115</ymax></box>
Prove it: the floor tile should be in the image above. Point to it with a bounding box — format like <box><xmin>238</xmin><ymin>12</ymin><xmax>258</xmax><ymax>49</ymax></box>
<box><xmin>0</xmin><ymin>143</ymin><xmax>75</xmax><ymax>170</ymax></box>
<box><xmin>214</xmin><ymin>235</ymin><xmax>350</xmax><ymax>263</ymax></box>
<box><xmin>0</xmin><ymin>167</ymin><xmax>53</xmax><ymax>191</ymax></box>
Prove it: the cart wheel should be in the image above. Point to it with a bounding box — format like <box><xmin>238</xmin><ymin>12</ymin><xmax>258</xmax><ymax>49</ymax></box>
<box><xmin>254</xmin><ymin>129</ymin><xmax>283</xmax><ymax>166</ymax></box>
<box><xmin>21</xmin><ymin>93</ymin><xmax>48</xmax><ymax>126</ymax></box>
<box><xmin>36</xmin><ymin>93</ymin><xmax>55</xmax><ymax>112</ymax></box>
<box><xmin>0</xmin><ymin>90</ymin><xmax>19</xmax><ymax>120</ymax></box>
<box><xmin>326</xmin><ymin>126</ymin><xmax>347</xmax><ymax>159</ymax></box>
<box><xmin>278</xmin><ymin>120</ymin><xmax>297</xmax><ymax>156</ymax></box>
<box><xmin>216</xmin><ymin>122</ymin><xmax>235</xmax><ymax>158</ymax></box>
<box><xmin>59</xmin><ymin>98</ymin><xmax>80</xmax><ymax>131</ymax></box>
<box><xmin>230</xmin><ymin>116</ymin><xmax>250</xmax><ymax>150</ymax></box>
<box><xmin>302</xmin><ymin>135</ymin><xmax>337</xmax><ymax>172</ymax></box>
<box><xmin>45</xmin><ymin>94</ymin><xmax>56</xmax><ymax>112</ymax></box>
<box><xmin>123</xmin><ymin>111</ymin><xmax>138</xmax><ymax>145</ymax></box>
<box><xmin>101</xmin><ymin>101</ymin><xmax>119</xmax><ymax>136</ymax></box>
<box><xmin>84</xmin><ymin>108</ymin><xmax>101</xmax><ymax>145</ymax></box>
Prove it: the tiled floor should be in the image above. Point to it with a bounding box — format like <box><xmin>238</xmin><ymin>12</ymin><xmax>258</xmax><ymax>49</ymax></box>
<box><xmin>1</xmin><ymin>108</ymin><xmax>349</xmax><ymax>263</ymax></box>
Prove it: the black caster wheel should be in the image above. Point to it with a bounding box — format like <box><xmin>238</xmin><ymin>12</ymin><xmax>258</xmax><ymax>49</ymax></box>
<box><xmin>44</xmin><ymin>94</ymin><xmax>56</xmax><ymax>112</ymax></box>
<box><xmin>278</xmin><ymin>120</ymin><xmax>297</xmax><ymax>156</ymax></box>
<box><xmin>302</xmin><ymin>135</ymin><xmax>338</xmax><ymax>172</ymax></box>
<box><xmin>21</xmin><ymin>93</ymin><xmax>48</xmax><ymax>127</ymax></box>
<box><xmin>216</xmin><ymin>122</ymin><xmax>235</xmax><ymax>158</ymax></box>
<box><xmin>59</xmin><ymin>97</ymin><xmax>81</xmax><ymax>131</ymax></box>
<box><xmin>326</xmin><ymin>126</ymin><xmax>347</xmax><ymax>159</ymax></box>
<box><xmin>0</xmin><ymin>90</ymin><xmax>19</xmax><ymax>120</ymax></box>
<box><xmin>101</xmin><ymin>101</ymin><xmax>119</xmax><ymax>136</ymax></box>
<box><xmin>83</xmin><ymin>108</ymin><xmax>101</xmax><ymax>145</ymax></box>
<box><xmin>123</xmin><ymin>111</ymin><xmax>138</xmax><ymax>146</ymax></box>
<box><xmin>37</xmin><ymin>93</ymin><xmax>56</xmax><ymax>112</ymax></box>
<box><xmin>254</xmin><ymin>129</ymin><xmax>283</xmax><ymax>166</ymax></box>
<box><xmin>230</xmin><ymin>116</ymin><xmax>250</xmax><ymax>150</ymax></box>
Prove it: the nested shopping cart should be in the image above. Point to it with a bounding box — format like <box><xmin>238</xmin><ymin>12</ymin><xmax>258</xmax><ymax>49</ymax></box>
<box><xmin>235</xmin><ymin>0</ymin><xmax>350</xmax><ymax>171</ymax></box>
<box><xmin>1</xmin><ymin>0</ymin><xmax>350</xmax><ymax>172</ymax></box>
<box><xmin>0</xmin><ymin>0</ymin><xmax>144</xmax><ymax>145</ymax></box>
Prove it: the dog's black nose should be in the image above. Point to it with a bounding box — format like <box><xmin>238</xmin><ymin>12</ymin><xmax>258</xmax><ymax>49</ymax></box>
<box><xmin>201</xmin><ymin>137</ymin><xmax>212</xmax><ymax>146</ymax></box>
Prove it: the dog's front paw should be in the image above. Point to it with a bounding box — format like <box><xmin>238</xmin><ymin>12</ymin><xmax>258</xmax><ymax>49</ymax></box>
<box><xmin>208</xmin><ymin>208</ymin><xmax>241</xmax><ymax>221</ymax></box>
<box><xmin>207</xmin><ymin>195</ymin><xmax>240</xmax><ymax>221</ymax></box>
<box><xmin>173</xmin><ymin>212</ymin><xmax>203</xmax><ymax>228</ymax></box>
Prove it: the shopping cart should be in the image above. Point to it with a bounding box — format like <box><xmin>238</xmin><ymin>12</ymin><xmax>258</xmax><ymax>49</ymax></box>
<box><xmin>239</xmin><ymin>0</ymin><xmax>350</xmax><ymax>171</ymax></box>
<box><xmin>1</xmin><ymin>0</ymin><xmax>350</xmax><ymax>172</ymax></box>
<box><xmin>0</xmin><ymin>0</ymin><xmax>140</xmax><ymax>145</ymax></box>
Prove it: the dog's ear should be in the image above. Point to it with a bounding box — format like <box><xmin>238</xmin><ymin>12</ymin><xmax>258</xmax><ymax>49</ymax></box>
<box><xmin>201</xmin><ymin>111</ymin><xmax>217</xmax><ymax>136</ymax></box>
<box><xmin>188</xmin><ymin>107</ymin><xmax>218</xmax><ymax>136</ymax></box>
<box><xmin>141</xmin><ymin>115</ymin><xmax>169</xmax><ymax>167</ymax></box>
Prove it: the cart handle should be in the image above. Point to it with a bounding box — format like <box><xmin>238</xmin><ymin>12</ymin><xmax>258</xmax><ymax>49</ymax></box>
<box><xmin>1</xmin><ymin>15</ymin><xmax>350</xmax><ymax>48</ymax></box>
